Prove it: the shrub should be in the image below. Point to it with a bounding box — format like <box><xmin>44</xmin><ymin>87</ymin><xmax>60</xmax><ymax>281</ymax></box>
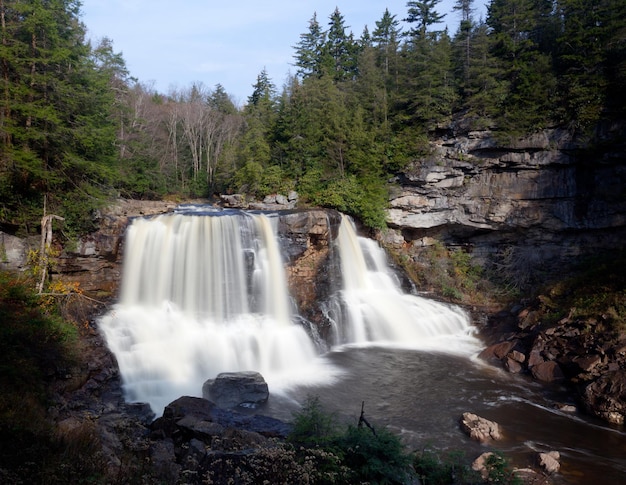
<box><xmin>0</xmin><ymin>271</ymin><xmax>89</xmax><ymax>482</ymax></box>
<box><xmin>337</xmin><ymin>425</ymin><xmax>414</xmax><ymax>484</ymax></box>
<box><xmin>288</xmin><ymin>395</ymin><xmax>338</xmax><ymax>449</ymax></box>
<box><xmin>414</xmin><ymin>447</ymin><xmax>482</xmax><ymax>484</ymax></box>
<box><xmin>287</xmin><ymin>396</ymin><xmax>416</xmax><ymax>484</ymax></box>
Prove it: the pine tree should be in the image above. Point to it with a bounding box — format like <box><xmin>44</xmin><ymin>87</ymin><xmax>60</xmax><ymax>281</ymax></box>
<box><xmin>293</xmin><ymin>13</ymin><xmax>326</xmax><ymax>79</ymax></box>
<box><xmin>372</xmin><ymin>8</ymin><xmax>402</xmax><ymax>83</ymax></box>
<box><xmin>323</xmin><ymin>8</ymin><xmax>358</xmax><ymax>82</ymax></box>
<box><xmin>452</xmin><ymin>0</ymin><xmax>476</xmax><ymax>88</ymax></box>
<box><xmin>405</xmin><ymin>0</ymin><xmax>445</xmax><ymax>38</ymax></box>
<box><xmin>461</xmin><ymin>20</ymin><xmax>506</xmax><ymax>123</ymax></box>
<box><xmin>487</xmin><ymin>0</ymin><xmax>557</xmax><ymax>132</ymax></box>
<box><xmin>399</xmin><ymin>0</ymin><xmax>455</xmax><ymax>125</ymax></box>
<box><xmin>238</xmin><ymin>69</ymin><xmax>277</xmax><ymax>170</ymax></box>
<box><xmin>0</xmin><ymin>0</ymin><xmax>118</xmax><ymax>233</ymax></box>
<box><xmin>555</xmin><ymin>0</ymin><xmax>626</xmax><ymax>125</ymax></box>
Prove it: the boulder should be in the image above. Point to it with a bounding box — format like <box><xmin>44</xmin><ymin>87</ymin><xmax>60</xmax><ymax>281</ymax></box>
<box><xmin>504</xmin><ymin>356</ymin><xmax>523</xmax><ymax>373</ymax></box>
<box><xmin>471</xmin><ymin>452</ymin><xmax>495</xmax><ymax>479</ymax></box>
<box><xmin>460</xmin><ymin>412</ymin><xmax>501</xmax><ymax>443</ymax></box>
<box><xmin>538</xmin><ymin>451</ymin><xmax>561</xmax><ymax>474</ymax></box>
<box><xmin>203</xmin><ymin>371</ymin><xmax>269</xmax><ymax>409</ymax></box>
<box><xmin>478</xmin><ymin>341</ymin><xmax>515</xmax><ymax>362</ymax></box>
<box><xmin>162</xmin><ymin>395</ymin><xmax>215</xmax><ymax>422</ymax></box>
<box><xmin>514</xmin><ymin>467</ymin><xmax>552</xmax><ymax>485</ymax></box>
<box><xmin>531</xmin><ymin>361</ymin><xmax>565</xmax><ymax>383</ymax></box>
<box><xmin>151</xmin><ymin>395</ymin><xmax>292</xmax><ymax>443</ymax></box>
<box><xmin>0</xmin><ymin>231</ymin><xmax>27</xmax><ymax>270</ymax></box>
<box><xmin>582</xmin><ymin>370</ymin><xmax>626</xmax><ymax>425</ymax></box>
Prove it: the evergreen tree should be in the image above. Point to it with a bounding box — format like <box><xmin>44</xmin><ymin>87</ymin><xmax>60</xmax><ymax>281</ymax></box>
<box><xmin>487</xmin><ymin>0</ymin><xmax>558</xmax><ymax>131</ymax></box>
<box><xmin>461</xmin><ymin>20</ymin><xmax>506</xmax><ymax>123</ymax></box>
<box><xmin>323</xmin><ymin>8</ymin><xmax>358</xmax><ymax>82</ymax></box>
<box><xmin>372</xmin><ymin>8</ymin><xmax>402</xmax><ymax>84</ymax></box>
<box><xmin>0</xmin><ymin>0</ymin><xmax>118</xmax><ymax>234</ymax></box>
<box><xmin>452</xmin><ymin>0</ymin><xmax>476</xmax><ymax>88</ymax></box>
<box><xmin>238</xmin><ymin>69</ymin><xmax>277</xmax><ymax>172</ymax></box>
<box><xmin>405</xmin><ymin>0</ymin><xmax>445</xmax><ymax>38</ymax></box>
<box><xmin>555</xmin><ymin>0</ymin><xmax>626</xmax><ymax>125</ymax></box>
<box><xmin>399</xmin><ymin>0</ymin><xmax>456</xmax><ymax>125</ymax></box>
<box><xmin>293</xmin><ymin>13</ymin><xmax>326</xmax><ymax>79</ymax></box>
<box><xmin>209</xmin><ymin>83</ymin><xmax>237</xmax><ymax>114</ymax></box>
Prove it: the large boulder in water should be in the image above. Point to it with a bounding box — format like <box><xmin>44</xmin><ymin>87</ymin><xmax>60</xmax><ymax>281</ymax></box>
<box><xmin>203</xmin><ymin>371</ymin><xmax>269</xmax><ymax>409</ymax></box>
<box><xmin>460</xmin><ymin>412</ymin><xmax>501</xmax><ymax>443</ymax></box>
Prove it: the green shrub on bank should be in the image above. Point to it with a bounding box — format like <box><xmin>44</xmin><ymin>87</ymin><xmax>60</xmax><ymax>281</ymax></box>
<box><xmin>288</xmin><ymin>396</ymin><xmax>414</xmax><ymax>484</ymax></box>
<box><xmin>386</xmin><ymin>241</ymin><xmax>490</xmax><ymax>305</ymax></box>
<box><xmin>288</xmin><ymin>397</ymin><xmax>527</xmax><ymax>485</ymax></box>
<box><xmin>536</xmin><ymin>250</ymin><xmax>626</xmax><ymax>334</ymax></box>
<box><xmin>0</xmin><ymin>271</ymin><xmax>108</xmax><ymax>483</ymax></box>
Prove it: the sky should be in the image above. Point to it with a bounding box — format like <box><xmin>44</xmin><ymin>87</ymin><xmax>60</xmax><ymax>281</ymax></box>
<box><xmin>80</xmin><ymin>1</ymin><xmax>488</xmax><ymax>105</ymax></box>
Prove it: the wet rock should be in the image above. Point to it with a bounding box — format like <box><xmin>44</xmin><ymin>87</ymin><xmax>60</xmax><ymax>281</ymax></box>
<box><xmin>582</xmin><ymin>370</ymin><xmax>626</xmax><ymax>425</ymax></box>
<box><xmin>531</xmin><ymin>361</ymin><xmax>565</xmax><ymax>383</ymax></box>
<box><xmin>162</xmin><ymin>396</ymin><xmax>215</xmax><ymax>422</ymax></box>
<box><xmin>478</xmin><ymin>341</ymin><xmax>516</xmax><ymax>362</ymax></box>
<box><xmin>514</xmin><ymin>467</ymin><xmax>552</xmax><ymax>485</ymax></box>
<box><xmin>202</xmin><ymin>371</ymin><xmax>269</xmax><ymax>409</ymax></box>
<box><xmin>573</xmin><ymin>354</ymin><xmax>603</xmax><ymax>374</ymax></box>
<box><xmin>527</xmin><ymin>349</ymin><xmax>545</xmax><ymax>368</ymax></box>
<box><xmin>149</xmin><ymin>439</ymin><xmax>181</xmax><ymax>483</ymax></box>
<box><xmin>505</xmin><ymin>356</ymin><xmax>523</xmax><ymax>373</ymax></box>
<box><xmin>538</xmin><ymin>451</ymin><xmax>561</xmax><ymax>474</ymax></box>
<box><xmin>556</xmin><ymin>403</ymin><xmax>577</xmax><ymax>413</ymax></box>
<box><xmin>460</xmin><ymin>412</ymin><xmax>501</xmax><ymax>443</ymax></box>
<box><xmin>220</xmin><ymin>194</ymin><xmax>247</xmax><ymax>208</ymax></box>
<box><xmin>508</xmin><ymin>350</ymin><xmax>526</xmax><ymax>363</ymax></box>
<box><xmin>471</xmin><ymin>452</ymin><xmax>495</xmax><ymax>479</ymax></box>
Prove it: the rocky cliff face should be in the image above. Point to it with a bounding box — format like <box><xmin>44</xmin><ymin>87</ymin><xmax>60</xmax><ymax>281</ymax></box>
<box><xmin>384</xmin><ymin>123</ymin><xmax>626</xmax><ymax>279</ymax></box>
<box><xmin>53</xmin><ymin>202</ymin><xmax>343</xmax><ymax>312</ymax></box>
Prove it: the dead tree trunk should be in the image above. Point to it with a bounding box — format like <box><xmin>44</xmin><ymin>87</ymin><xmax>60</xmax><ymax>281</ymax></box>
<box><xmin>358</xmin><ymin>401</ymin><xmax>377</xmax><ymax>436</ymax></box>
<box><xmin>37</xmin><ymin>214</ymin><xmax>64</xmax><ymax>293</ymax></box>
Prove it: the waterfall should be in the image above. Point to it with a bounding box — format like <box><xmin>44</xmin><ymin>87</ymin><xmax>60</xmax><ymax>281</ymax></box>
<box><xmin>99</xmin><ymin>209</ymin><xmax>480</xmax><ymax>414</ymax></box>
<box><xmin>99</xmin><ymin>209</ymin><xmax>319</xmax><ymax>414</ymax></box>
<box><xmin>329</xmin><ymin>215</ymin><xmax>479</xmax><ymax>352</ymax></box>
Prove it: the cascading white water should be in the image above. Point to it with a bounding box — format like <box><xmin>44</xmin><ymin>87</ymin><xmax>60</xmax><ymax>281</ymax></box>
<box><xmin>99</xmin><ymin>209</ymin><xmax>480</xmax><ymax>414</ymax></box>
<box><xmin>99</xmin><ymin>210</ymin><xmax>319</xmax><ymax>414</ymax></box>
<box><xmin>329</xmin><ymin>215</ymin><xmax>479</xmax><ymax>352</ymax></box>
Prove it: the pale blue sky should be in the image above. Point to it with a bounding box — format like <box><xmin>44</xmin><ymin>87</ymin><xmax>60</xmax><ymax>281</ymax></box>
<box><xmin>81</xmin><ymin>1</ymin><xmax>487</xmax><ymax>105</ymax></box>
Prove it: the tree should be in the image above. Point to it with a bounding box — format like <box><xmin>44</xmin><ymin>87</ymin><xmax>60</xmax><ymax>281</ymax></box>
<box><xmin>293</xmin><ymin>12</ymin><xmax>326</xmax><ymax>79</ymax></box>
<box><xmin>460</xmin><ymin>20</ymin><xmax>506</xmax><ymax>122</ymax></box>
<box><xmin>323</xmin><ymin>7</ymin><xmax>359</xmax><ymax>81</ymax></box>
<box><xmin>399</xmin><ymin>1</ymin><xmax>456</xmax><ymax>125</ymax></box>
<box><xmin>0</xmin><ymin>0</ymin><xmax>118</xmax><ymax>235</ymax></box>
<box><xmin>247</xmin><ymin>67</ymin><xmax>276</xmax><ymax>107</ymax></box>
<box><xmin>237</xmin><ymin>69</ymin><xmax>277</xmax><ymax>171</ymax></box>
<box><xmin>209</xmin><ymin>83</ymin><xmax>237</xmax><ymax>114</ymax></box>
<box><xmin>555</xmin><ymin>0</ymin><xmax>626</xmax><ymax>126</ymax></box>
<box><xmin>372</xmin><ymin>9</ymin><xmax>402</xmax><ymax>79</ymax></box>
<box><xmin>487</xmin><ymin>0</ymin><xmax>558</xmax><ymax>131</ymax></box>
<box><xmin>452</xmin><ymin>0</ymin><xmax>476</xmax><ymax>87</ymax></box>
<box><xmin>405</xmin><ymin>0</ymin><xmax>445</xmax><ymax>39</ymax></box>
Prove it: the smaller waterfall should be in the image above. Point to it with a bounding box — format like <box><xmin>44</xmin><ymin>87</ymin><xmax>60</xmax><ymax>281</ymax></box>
<box><xmin>327</xmin><ymin>215</ymin><xmax>479</xmax><ymax>353</ymax></box>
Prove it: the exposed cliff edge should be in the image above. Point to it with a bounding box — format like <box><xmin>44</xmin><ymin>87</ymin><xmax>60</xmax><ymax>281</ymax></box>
<box><xmin>384</xmin><ymin>123</ymin><xmax>626</xmax><ymax>282</ymax></box>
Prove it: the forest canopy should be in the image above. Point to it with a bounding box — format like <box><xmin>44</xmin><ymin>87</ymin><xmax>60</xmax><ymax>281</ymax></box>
<box><xmin>1</xmin><ymin>0</ymin><xmax>624</xmax><ymax>233</ymax></box>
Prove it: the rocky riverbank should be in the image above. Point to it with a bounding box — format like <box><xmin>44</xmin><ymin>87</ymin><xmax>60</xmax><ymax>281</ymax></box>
<box><xmin>477</xmin><ymin>267</ymin><xmax>626</xmax><ymax>426</ymax></box>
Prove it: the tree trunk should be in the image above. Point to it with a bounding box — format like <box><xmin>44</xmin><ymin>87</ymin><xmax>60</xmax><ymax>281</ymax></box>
<box><xmin>37</xmin><ymin>213</ymin><xmax>64</xmax><ymax>294</ymax></box>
